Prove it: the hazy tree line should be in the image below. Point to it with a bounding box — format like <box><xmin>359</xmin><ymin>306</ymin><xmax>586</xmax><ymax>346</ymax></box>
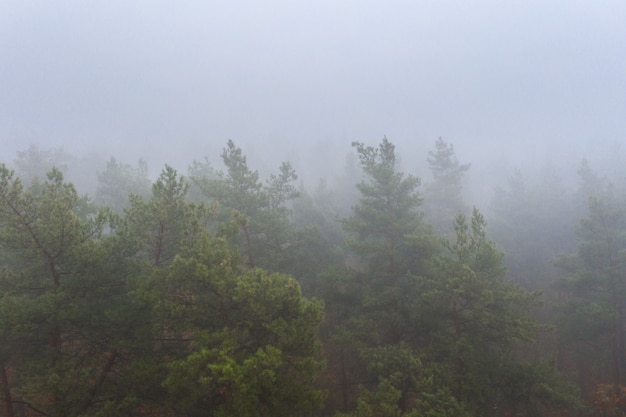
<box><xmin>0</xmin><ymin>138</ymin><xmax>625</xmax><ymax>416</ymax></box>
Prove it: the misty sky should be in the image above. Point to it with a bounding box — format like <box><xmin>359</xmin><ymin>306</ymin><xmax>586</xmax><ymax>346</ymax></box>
<box><xmin>1</xmin><ymin>1</ymin><xmax>625</xmax><ymax>175</ymax></box>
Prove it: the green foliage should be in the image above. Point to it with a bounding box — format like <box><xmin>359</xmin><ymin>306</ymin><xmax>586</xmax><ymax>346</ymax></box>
<box><xmin>495</xmin><ymin>360</ymin><xmax>584</xmax><ymax>416</ymax></box>
<box><xmin>339</xmin><ymin>205</ymin><xmax>568</xmax><ymax>416</ymax></box>
<box><xmin>0</xmin><ymin>164</ymin><xmax>149</xmax><ymax>416</ymax></box>
<box><xmin>215</xmin><ymin>140</ymin><xmax>266</xmax><ymax>215</ymax></box>
<box><xmin>267</xmin><ymin>161</ymin><xmax>300</xmax><ymax>212</ymax></box>
<box><xmin>416</xmin><ymin>209</ymin><xmax>542</xmax><ymax>413</ymax></box>
<box><xmin>327</xmin><ymin>138</ymin><xmax>440</xmax><ymax>413</ymax></box>
<box><xmin>0</xmin><ymin>143</ymin><xmax>598</xmax><ymax>417</ymax></box>
<box><xmin>121</xmin><ymin>164</ymin><xmax>213</xmax><ymax>267</ymax></box>
<box><xmin>336</xmin><ymin>138</ymin><xmax>438</xmax><ymax>351</ymax></box>
<box><xmin>336</xmin><ymin>345</ymin><xmax>473</xmax><ymax>417</ymax></box>
<box><xmin>411</xmin><ymin>386</ymin><xmax>472</xmax><ymax>417</ymax></box>
<box><xmin>343</xmin><ymin>137</ymin><xmax>425</xmax><ymax>279</ymax></box>
<box><xmin>0</xmin><ymin>163</ymin><xmax>326</xmax><ymax>416</ymax></box>
<box><xmin>190</xmin><ymin>140</ymin><xmax>299</xmax><ymax>270</ymax></box>
<box><xmin>153</xmin><ymin>234</ymin><xmax>325</xmax><ymax>416</ymax></box>
<box><xmin>0</xmin><ymin>164</ymin><xmax>109</xmax><ymax>287</ymax></box>
<box><xmin>336</xmin><ymin>379</ymin><xmax>404</xmax><ymax>417</ymax></box>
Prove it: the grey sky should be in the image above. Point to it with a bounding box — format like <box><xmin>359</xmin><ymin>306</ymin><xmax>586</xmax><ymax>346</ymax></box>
<box><xmin>1</xmin><ymin>1</ymin><xmax>625</xmax><ymax>174</ymax></box>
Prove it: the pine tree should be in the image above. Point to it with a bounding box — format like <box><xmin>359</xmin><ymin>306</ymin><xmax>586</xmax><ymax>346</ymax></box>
<box><xmin>342</xmin><ymin>137</ymin><xmax>428</xmax><ymax>281</ymax></box>
<box><xmin>95</xmin><ymin>157</ymin><xmax>150</xmax><ymax>212</ymax></box>
<box><xmin>121</xmin><ymin>164</ymin><xmax>213</xmax><ymax>267</ymax></box>
<box><xmin>147</xmin><ymin>234</ymin><xmax>325</xmax><ymax>416</ymax></box>
<box><xmin>556</xmin><ymin>186</ymin><xmax>626</xmax><ymax>397</ymax></box>
<box><xmin>190</xmin><ymin>140</ymin><xmax>299</xmax><ymax>270</ymax></box>
<box><xmin>326</xmin><ymin>138</ymin><xmax>437</xmax><ymax>412</ymax></box>
<box><xmin>0</xmin><ymin>165</ymin><xmax>145</xmax><ymax>416</ymax></box>
<box><xmin>423</xmin><ymin>138</ymin><xmax>470</xmax><ymax>236</ymax></box>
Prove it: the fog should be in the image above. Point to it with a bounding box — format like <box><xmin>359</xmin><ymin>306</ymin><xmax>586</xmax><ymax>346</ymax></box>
<box><xmin>2</xmin><ymin>1</ymin><xmax>625</xmax><ymax>197</ymax></box>
<box><xmin>4</xmin><ymin>4</ymin><xmax>626</xmax><ymax>413</ymax></box>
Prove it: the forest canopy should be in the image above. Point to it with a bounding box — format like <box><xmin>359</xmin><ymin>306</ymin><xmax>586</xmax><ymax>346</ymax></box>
<box><xmin>1</xmin><ymin>138</ymin><xmax>625</xmax><ymax>417</ymax></box>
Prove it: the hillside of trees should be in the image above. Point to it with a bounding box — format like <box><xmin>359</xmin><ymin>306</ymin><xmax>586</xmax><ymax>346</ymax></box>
<box><xmin>1</xmin><ymin>138</ymin><xmax>626</xmax><ymax>416</ymax></box>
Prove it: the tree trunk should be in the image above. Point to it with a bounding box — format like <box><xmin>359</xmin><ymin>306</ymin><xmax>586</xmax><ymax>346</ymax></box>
<box><xmin>339</xmin><ymin>346</ymin><xmax>349</xmax><ymax>411</ymax></box>
<box><xmin>0</xmin><ymin>366</ymin><xmax>15</xmax><ymax>417</ymax></box>
<box><xmin>78</xmin><ymin>350</ymin><xmax>119</xmax><ymax>415</ymax></box>
<box><xmin>242</xmin><ymin>223</ymin><xmax>255</xmax><ymax>267</ymax></box>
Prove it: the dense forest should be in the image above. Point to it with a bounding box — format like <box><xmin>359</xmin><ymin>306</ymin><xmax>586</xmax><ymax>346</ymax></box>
<box><xmin>1</xmin><ymin>138</ymin><xmax>625</xmax><ymax>417</ymax></box>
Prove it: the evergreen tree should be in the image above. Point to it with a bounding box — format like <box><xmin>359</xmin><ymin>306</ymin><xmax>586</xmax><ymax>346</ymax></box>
<box><xmin>290</xmin><ymin>180</ymin><xmax>347</xmax><ymax>296</ymax></box>
<box><xmin>0</xmin><ymin>165</ymin><xmax>146</xmax><ymax>417</ymax></box>
<box><xmin>423</xmin><ymin>138</ymin><xmax>470</xmax><ymax>236</ymax></box>
<box><xmin>555</xmin><ymin>185</ymin><xmax>626</xmax><ymax>400</ymax></box>
<box><xmin>325</xmin><ymin>137</ymin><xmax>438</xmax><ymax>413</ymax></box>
<box><xmin>121</xmin><ymin>164</ymin><xmax>213</xmax><ymax>267</ymax></box>
<box><xmin>490</xmin><ymin>168</ymin><xmax>576</xmax><ymax>289</ymax></box>
<box><xmin>0</xmin><ymin>162</ymin><xmax>327</xmax><ymax>416</ymax></box>
<box><xmin>142</xmin><ymin>233</ymin><xmax>325</xmax><ymax>416</ymax></box>
<box><xmin>417</xmin><ymin>209</ymin><xmax>542</xmax><ymax>415</ymax></box>
<box><xmin>12</xmin><ymin>145</ymin><xmax>71</xmax><ymax>186</ymax></box>
<box><xmin>190</xmin><ymin>140</ymin><xmax>299</xmax><ymax>270</ymax></box>
<box><xmin>341</xmin><ymin>137</ymin><xmax>436</xmax><ymax>345</ymax></box>
<box><xmin>95</xmin><ymin>157</ymin><xmax>151</xmax><ymax>212</ymax></box>
<box><xmin>342</xmin><ymin>137</ymin><xmax>429</xmax><ymax>282</ymax></box>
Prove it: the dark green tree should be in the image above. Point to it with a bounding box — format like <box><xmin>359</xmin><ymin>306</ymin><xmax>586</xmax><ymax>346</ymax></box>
<box><xmin>325</xmin><ymin>137</ymin><xmax>438</xmax><ymax>413</ymax></box>
<box><xmin>342</xmin><ymin>137</ymin><xmax>430</xmax><ymax>282</ymax></box>
<box><xmin>0</xmin><ymin>165</ymin><xmax>147</xmax><ymax>417</ymax></box>
<box><xmin>142</xmin><ymin>233</ymin><xmax>325</xmax><ymax>417</ymax></box>
<box><xmin>190</xmin><ymin>140</ymin><xmax>299</xmax><ymax>270</ymax></box>
<box><xmin>121</xmin><ymin>164</ymin><xmax>213</xmax><ymax>267</ymax></box>
<box><xmin>340</xmin><ymin>137</ymin><xmax>437</xmax><ymax>346</ymax></box>
<box><xmin>417</xmin><ymin>209</ymin><xmax>542</xmax><ymax>415</ymax></box>
<box><xmin>344</xmin><ymin>209</ymin><xmax>579</xmax><ymax>417</ymax></box>
<box><xmin>116</xmin><ymin>162</ymin><xmax>326</xmax><ymax>416</ymax></box>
